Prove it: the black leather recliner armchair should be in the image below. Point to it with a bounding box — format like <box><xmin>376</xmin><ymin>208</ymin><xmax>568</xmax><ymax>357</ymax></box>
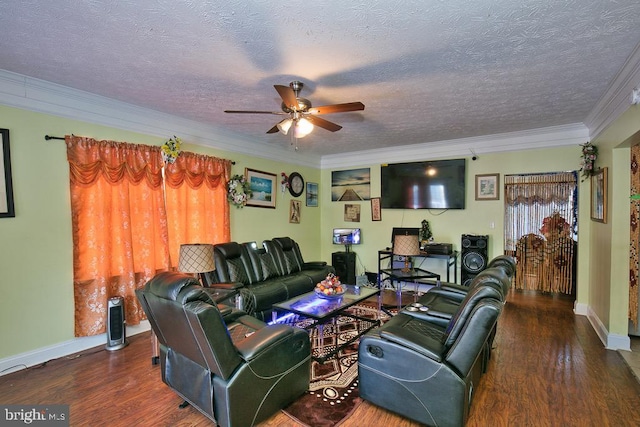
<box><xmin>136</xmin><ymin>271</ymin><xmax>311</xmax><ymax>427</ymax></box>
<box><xmin>418</xmin><ymin>255</ymin><xmax>515</xmax><ymax>311</ymax></box>
<box><xmin>358</xmin><ymin>282</ymin><xmax>503</xmax><ymax>427</ymax></box>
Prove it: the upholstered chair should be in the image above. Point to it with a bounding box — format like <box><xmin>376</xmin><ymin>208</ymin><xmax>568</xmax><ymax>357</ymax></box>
<box><xmin>358</xmin><ymin>287</ymin><xmax>502</xmax><ymax>427</ymax></box>
<box><xmin>136</xmin><ymin>271</ymin><xmax>311</xmax><ymax>427</ymax></box>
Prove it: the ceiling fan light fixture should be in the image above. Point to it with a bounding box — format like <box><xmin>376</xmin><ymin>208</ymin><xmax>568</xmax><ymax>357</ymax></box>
<box><xmin>277</xmin><ymin>118</ymin><xmax>293</xmax><ymax>135</ymax></box>
<box><xmin>294</xmin><ymin>118</ymin><xmax>314</xmax><ymax>138</ymax></box>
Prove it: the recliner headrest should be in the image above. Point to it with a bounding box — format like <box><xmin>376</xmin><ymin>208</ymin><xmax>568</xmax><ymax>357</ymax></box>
<box><xmin>273</xmin><ymin>237</ymin><xmax>294</xmax><ymax>250</ymax></box>
<box><xmin>146</xmin><ymin>271</ymin><xmax>212</xmax><ymax>305</ymax></box>
<box><xmin>214</xmin><ymin>242</ymin><xmax>243</xmax><ymax>258</ymax></box>
<box><xmin>487</xmin><ymin>255</ymin><xmax>516</xmax><ymax>277</ymax></box>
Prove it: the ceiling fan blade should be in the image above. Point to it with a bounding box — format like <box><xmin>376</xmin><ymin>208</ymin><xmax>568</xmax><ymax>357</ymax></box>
<box><xmin>308</xmin><ymin>102</ymin><xmax>365</xmax><ymax>115</ymax></box>
<box><xmin>306</xmin><ymin>115</ymin><xmax>342</xmax><ymax>132</ymax></box>
<box><xmin>224</xmin><ymin>110</ymin><xmax>284</xmax><ymax>114</ymax></box>
<box><xmin>274</xmin><ymin>85</ymin><xmax>298</xmax><ymax>109</ymax></box>
<box><xmin>266</xmin><ymin>124</ymin><xmax>280</xmax><ymax>134</ymax></box>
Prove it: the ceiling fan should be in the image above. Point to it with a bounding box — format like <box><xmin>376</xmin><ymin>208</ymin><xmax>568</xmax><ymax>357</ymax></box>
<box><xmin>224</xmin><ymin>81</ymin><xmax>365</xmax><ymax>139</ymax></box>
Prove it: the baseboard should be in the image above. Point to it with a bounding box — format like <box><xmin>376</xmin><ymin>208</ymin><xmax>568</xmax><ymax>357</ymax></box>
<box><xmin>573</xmin><ymin>301</ymin><xmax>588</xmax><ymax>316</ymax></box>
<box><xmin>586</xmin><ymin>306</ymin><xmax>631</xmax><ymax>351</ymax></box>
<box><xmin>0</xmin><ymin>321</ymin><xmax>150</xmax><ymax>377</ymax></box>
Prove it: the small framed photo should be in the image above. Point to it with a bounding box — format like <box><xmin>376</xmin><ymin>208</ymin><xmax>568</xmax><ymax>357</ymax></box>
<box><xmin>245</xmin><ymin>168</ymin><xmax>277</xmax><ymax>208</ymax></box>
<box><xmin>590</xmin><ymin>167</ymin><xmax>607</xmax><ymax>223</ymax></box>
<box><xmin>306</xmin><ymin>182</ymin><xmax>318</xmax><ymax>207</ymax></box>
<box><xmin>0</xmin><ymin>128</ymin><xmax>15</xmax><ymax>218</ymax></box>
<box><xmin>344</xmin><ymin>204</ymin><xmax>361</xmax><ymax>222</ymax></box>
<box><xmin>371</xmin><ymin>197</ymin><xmax>381</xmax><ymax>221</ymax></box>
<box><xmin>475</xmin><ymin>173</ymin><xmax>500</xmax><ymax>201</ymax></box>
<box><xmin>289</xmin><ymin>200</ymin><xmax>301</xmax><ymax>223</ymax></box>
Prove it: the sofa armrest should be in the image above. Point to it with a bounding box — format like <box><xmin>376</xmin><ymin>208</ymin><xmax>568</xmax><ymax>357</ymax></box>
<box><xmin>236</xmin><ymin>324</ymin><xmax>295</xmax><ymax>361</ymax></box>
<box><xmin>426</xmin><ymin>285</ymin><xmax>468</xmax><ymax>301</ymax></box>
<box><xmin>404</xmin><ymin>307</ymin><xmax>452</xmax><ymax>327</ymax></box>
<box><xmin>204</xmin><ymin>282</ymin><xmax>243</xmax><ymax>304</ymax></box>
<box><xmin>379</xmin><ymin>325</ymin><xmax>444</xmax><ymax>362</ymax></box>
<box><xmin>207</xmin><ymin>281</ymin><xmax>244</xmax><ymax>290</ymax></box>
<box><xmin>303</xmin><ymin>261</ymin><xmax>328</xmax><ymax>268</ymax></box>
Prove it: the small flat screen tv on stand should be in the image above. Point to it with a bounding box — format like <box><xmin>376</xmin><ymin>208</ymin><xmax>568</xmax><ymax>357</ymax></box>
<box><xmin>333</xmin><ymin>228</ymin><xmax>361</xmax><ymax>252</ymax></box>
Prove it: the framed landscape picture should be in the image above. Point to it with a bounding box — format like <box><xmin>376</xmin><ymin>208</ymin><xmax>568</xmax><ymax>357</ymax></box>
<box><xmin>245</xmin><ymin>168</ymin><xmax>276</xmax><ymax>208</ymax></box>
<box><xmin>331</xmin><ymin>168</ymin><xmax>371</xmax><ymax>201</ymax></box>
<box><xmin>306</xmin><ymin>182</ymin><xmax>318</xmax><ymax>207</ymax></box>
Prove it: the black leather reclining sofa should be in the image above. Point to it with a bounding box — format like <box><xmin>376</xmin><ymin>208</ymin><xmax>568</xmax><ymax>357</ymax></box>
<box><xmin>358</xmin><ymin>256</ymin><xmax>515</xmax><ymax>427</ymax></box>
<box><xmin>213</xmin><ymin>237</ymin><xmax>335</xmax><ymax>321</ymax></box>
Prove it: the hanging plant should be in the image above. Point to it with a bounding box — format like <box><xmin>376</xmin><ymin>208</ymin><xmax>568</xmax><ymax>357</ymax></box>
<box><xmin>579</xmin><ymin>141</ymin><xmax>597</xmax><ymax>181</ymax></box>
<box><xmin>227</xmin><ymin>174</ymin><xmax>252</xmax><ymax>208</ymax></box>
<box><xmin>161</xmin><ymin>136</ymin><xmax>182</xmax><ymax>164</ymax></box>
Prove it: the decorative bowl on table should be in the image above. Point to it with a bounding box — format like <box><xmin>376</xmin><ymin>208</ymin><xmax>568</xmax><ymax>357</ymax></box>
<box><xmin>314</xmin><ymin>273</ymin><xmax>346</xmax><ymax>299</ymax></box>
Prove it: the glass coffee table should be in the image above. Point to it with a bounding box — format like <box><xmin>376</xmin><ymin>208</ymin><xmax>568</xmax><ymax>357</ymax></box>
<box><xmin>272</xmin><ymin>285</ymin><xmax>380</xmax><ymax>363</ymax></box>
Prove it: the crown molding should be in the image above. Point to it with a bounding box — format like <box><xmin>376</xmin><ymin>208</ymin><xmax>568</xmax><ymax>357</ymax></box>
<box><xmin>320</xmin><ymin>123</ymin><xmax>589</xmax><ymax>169</ymax></box>
<box><xmin>0</xmin><ymin>70</ymin><xmax>321</xmax><ymax>168</ymax></box>
<box><xmin>4</xmin><ymin>60</ymin><xmax>637</xmax><ymax>171</ymax></box>
<box><xmin>584</xmin><ymin>41</ymin><xmax>640</xmax><ymax>140</ymax></box>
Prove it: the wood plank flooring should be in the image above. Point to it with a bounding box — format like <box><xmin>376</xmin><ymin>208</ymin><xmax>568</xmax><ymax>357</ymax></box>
<box><xmin>1</xmin><ymin>290</ymin><xmax>639</xmax><ymax>426</ymax></box>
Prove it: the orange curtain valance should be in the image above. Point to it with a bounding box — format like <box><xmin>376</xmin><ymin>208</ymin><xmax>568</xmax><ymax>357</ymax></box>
<box><xmin>66</xmin><ymin>136</ymin><xmax>163</xmax><ymax>188</ymax></box>
<box><xmin>164</xmin><ymin>151</ymin><xmax>232</xmax><ymax>189</ymax></box>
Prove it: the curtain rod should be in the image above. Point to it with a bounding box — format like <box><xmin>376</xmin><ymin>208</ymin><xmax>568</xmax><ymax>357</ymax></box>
<box><xmin>44</xmin><ymin>135</ymin><xmax>235</xmax><ymax>164</ymax></box>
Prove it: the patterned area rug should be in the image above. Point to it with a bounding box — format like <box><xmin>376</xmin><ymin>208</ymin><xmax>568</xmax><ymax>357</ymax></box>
<box><xmin>281</xmin><ymin>303</ymin><xmax>390</xmax><ymax>427</ymax></box>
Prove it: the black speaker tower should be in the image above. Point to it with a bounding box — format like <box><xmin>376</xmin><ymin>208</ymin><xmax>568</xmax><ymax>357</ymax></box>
<box><xmin>332</xmin><ymin>251</ymin><xmax>356</xmax><ymax>285</ymax></box>
<box><xmin>106</xmin><ymin>296</ymin><xmax>128</xmax><ymax>351</ymax></box>
<box><xmin>461</xmin><ymin>234</ymin><xmax>489</xmax><ymax>286</ymax></box>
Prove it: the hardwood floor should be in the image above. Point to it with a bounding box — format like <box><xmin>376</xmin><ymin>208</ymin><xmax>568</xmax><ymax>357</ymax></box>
<box><xmin>1</xmin><ymin>290</ymin><xmax>640</xmax><ymax>426</ymax></box>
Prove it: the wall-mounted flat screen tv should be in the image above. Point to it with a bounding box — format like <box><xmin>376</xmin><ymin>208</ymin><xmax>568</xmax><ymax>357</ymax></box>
<box><xmin>333</xmin><ymin>228</ymin><xmax>362</xmax><ymax>245</ymax></box>
<box><xmin>381</xmin><ymin>159</ymin><xmax>466</xmax><ymax>209</ymax></box>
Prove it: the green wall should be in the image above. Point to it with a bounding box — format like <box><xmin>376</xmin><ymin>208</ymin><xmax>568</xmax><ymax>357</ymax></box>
<box><xmin>319</xmin><ymin>145</ymin><xmax>587</xmax><ymax>294</ymax></box>
<box><xmin>591</xmin><ymin>105</ymin><xmax>640</xmax><ymax>338</ymax></box>
<box><xmin>1</xmin><ymin>101</ymin><xmax>638</xmax><ymax>362</ymax></box>
<box><xmin>0</xmin><ymin>105</ymin><xmax>319</xmax><ymax>359</ymax></box>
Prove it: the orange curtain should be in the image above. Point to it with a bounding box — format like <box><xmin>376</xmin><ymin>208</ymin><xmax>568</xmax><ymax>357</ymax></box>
<box><xmin>67</xmin><ymin>136</ymin><xmax>170</xmax><ymax>336</ymax></box>
<box><xmin>164</xmin><ymin>151</ymin><xmax>232</xmax><ymax>266</ymax></box>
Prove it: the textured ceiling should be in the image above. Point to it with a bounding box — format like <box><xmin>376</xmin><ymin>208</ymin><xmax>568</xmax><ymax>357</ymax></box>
<box><xmin>1</xmin><ymin>1</ymin><xmax>639</xmax><ymax>157</ymax></box>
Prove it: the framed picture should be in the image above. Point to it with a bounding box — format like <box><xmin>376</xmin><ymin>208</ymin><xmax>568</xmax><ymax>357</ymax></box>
<box><xmin>590</xmin><ymin>167</ymin><xmax>607</xmax><ymax>223</ymax></box>
<box><xmin>344</xmin><ymin>204</ymin><xmax>361</xmax><ymax>222</ymax></box>
<box><xmin>0</xmin><ymin>129</ymin><xmax>15</xmax><ymax>218</ymax></box>
<box><xmin>371</xmin><ymin>197</ymin><xmax>381</xmax><ymax>221</ymax></box>
<box><xmin>306</xmin><ymin>182</ymin><xmax>318</xmax><ymax>207</ymax></box>
<box><xmin>289</xmin><ymin>200</ymin><xmax>301</xmax><ymax>223</ymax></box>
<box><xmin>331</xmin><ymin>168</ymin><xmax>371</xmax><ymax>201</ymax></box>
<box><xmin>475</xmin><ymin>173</ymin><xmax>500</xmax><ymax>201</ymax></box>
<box><xmin>245</xmin><ymin>168</ymin><xmax>277</xmax><ymax>208</ymax></box>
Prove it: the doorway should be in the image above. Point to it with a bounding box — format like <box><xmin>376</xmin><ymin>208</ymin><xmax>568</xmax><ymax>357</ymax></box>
<box><xmin>504</xmin><ymin>172</ymin><xmax>578</xmax><ymax>296</ymax></box>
